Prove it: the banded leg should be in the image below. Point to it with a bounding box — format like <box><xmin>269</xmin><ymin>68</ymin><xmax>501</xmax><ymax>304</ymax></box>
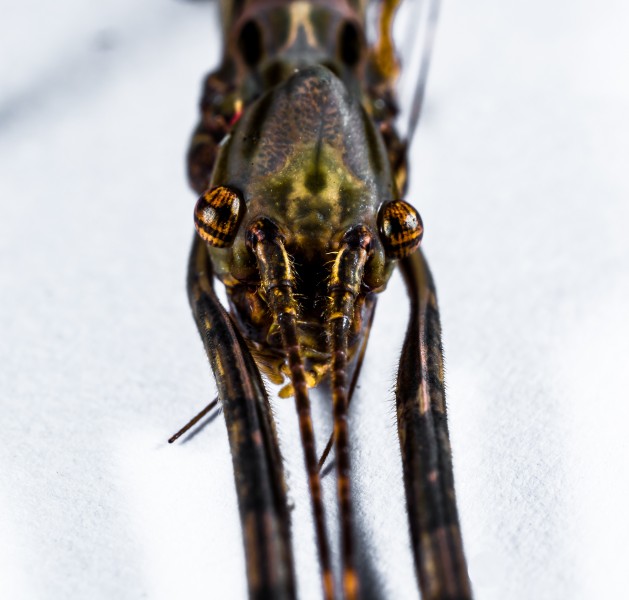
<box><xmin>396</xmin><ymin>251</ymin><xmax>472</xmax><ymax>600</ymax></box>
<box><xmin>327</xmin><ymin>226</ymin><xmax>374</xmax><ymax>600</ymax></box>
<box><xmin>187</xmin><ymin>236</ymin><xmax>296</xmax><ymax>600</ymax></box>
<box><xmin>318</xmin><ymin>296</ymin><xmax>377</xmax><ymax>471</ymax></box>
<box><xmin>247</xmin><ymin>218</ymin><xmax>335</xmax><ymax>600</ymax></box>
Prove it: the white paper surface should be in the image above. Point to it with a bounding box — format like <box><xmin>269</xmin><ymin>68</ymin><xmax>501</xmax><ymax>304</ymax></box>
<box><xmin>2</xmin><ymin>1</ymin><xmax>628</xmax><ymax>599</ymax></box>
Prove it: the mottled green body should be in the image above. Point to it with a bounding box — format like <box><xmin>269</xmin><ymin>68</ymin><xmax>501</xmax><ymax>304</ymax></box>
<box><xmin>211</xmin><ymin>66</ymin><xmax>393</xmax><ymax>276</ymax></box>
<box><xmin>210</xmin><ymin>64</ymin><xmax>395</xmax><ymax>363</ymax></box>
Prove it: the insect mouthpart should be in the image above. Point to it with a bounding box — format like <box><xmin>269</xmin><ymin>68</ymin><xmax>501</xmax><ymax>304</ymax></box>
<box><xmin>237</xmin><ymin>214</ymin><xmax>374</xmax><ymax>597</ymax></box>
<box><xmin>245</xmin><ymin>217</ymin><xmax>374</xmax><ymax>318</ymax></box>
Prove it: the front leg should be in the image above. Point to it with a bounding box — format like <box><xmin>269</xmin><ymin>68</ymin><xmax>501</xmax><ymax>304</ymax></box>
<box><xmin>187</xmin><ymin>236</ymin><xmax>297</xmax><ymax>600</ymax></box>
<box><xmin>184</xmin><ymin>51</ymin><xmax>297</xmax><ymax>600</ymax></box>
<box><xmin>396</xmin><ymin>251</ymin><xmax>473</xmax><ymax>600</ymax></box>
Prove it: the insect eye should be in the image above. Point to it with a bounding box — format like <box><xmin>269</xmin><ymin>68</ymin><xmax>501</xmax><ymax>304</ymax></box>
<box><xmin>377</xmin><ymin>200</ymin><xmax>424</xmax><ymax>259</ymax></box>
<box><xmin>194</xmin><ymin>186</ymin><xmax>246</xmax><ymax>248</ymax></box>
<box><xmin>238</xmin><ymin>19</ymin><xmax>264</xmax><ymax>67</ymax></box>
<box><xmin>339</xmin><ymin>21</ymin><xmax>362</xmax><ymax>67</ymax></box>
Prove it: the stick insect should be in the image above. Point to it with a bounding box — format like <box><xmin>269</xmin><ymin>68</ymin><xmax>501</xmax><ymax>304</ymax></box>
<box><xmin>172</xmin><ymin>0</ymin><xmax>472</xmax><ymax>597</ymax></box>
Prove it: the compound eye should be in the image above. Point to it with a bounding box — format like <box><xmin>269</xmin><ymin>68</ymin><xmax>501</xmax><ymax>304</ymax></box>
<box><xmin>194</xmin><ymin>186</ymin><xmax>246</xmax><ymax>248</ymax></box>
<box><xmin>377</xmin><ymin>200</ymin><xmax>424</xmax><ymax>259</ymax></box>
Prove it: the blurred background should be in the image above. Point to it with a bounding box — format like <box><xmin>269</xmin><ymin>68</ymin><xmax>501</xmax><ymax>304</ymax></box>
<box><xmin>1</xmin><ymin>0</ymin><xmax>628</xmax><ymax>598</ymax></box>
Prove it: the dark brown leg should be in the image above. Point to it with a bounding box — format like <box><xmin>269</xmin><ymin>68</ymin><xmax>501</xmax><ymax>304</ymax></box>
<box><xmin>168</xmin><ymin>396</ymin><xmax>219</xmax><ymax>444</ymax></box>
<box><xmin>396</xmin><ymin>251</ymin><xmax>473</xmax><ymax>600</ymax></box>
<box><xmin>187</xmin><ymin>236</ymin><xmax>296</xmax><ymax>600</ymax></box>
<box><xmin>327</xmin><ymin>227</ymin><xmax>373</xmax><ymax>600</ymax></box>
<box><xmin>318</xmin><ymin>296</ymin><xmax>377</xmax><ymax>472</ymax></box>
<box><xmin>247</xmin><ymin>218</ymin><xmax>335</xmax><ymax>600</ymax></box>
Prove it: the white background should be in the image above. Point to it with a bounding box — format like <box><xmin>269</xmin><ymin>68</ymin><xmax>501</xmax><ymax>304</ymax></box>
<box><xmin>1</xmin><ymin>1</ymin><xmax>628</xmax><ymax>598</ymax></box>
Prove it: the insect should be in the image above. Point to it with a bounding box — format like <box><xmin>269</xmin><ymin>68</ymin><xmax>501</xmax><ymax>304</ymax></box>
<box><xmin>171</xmin><ymin>0</ymin><xmax>472</xmax><ymax>597</ymax></box>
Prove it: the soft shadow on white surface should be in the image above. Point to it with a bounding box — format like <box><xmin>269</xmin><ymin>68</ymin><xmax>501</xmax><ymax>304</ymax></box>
<box><xmin>1</xmin><ymin>1</ymin><xmax>628</xmax><ymax>599</ymax></box>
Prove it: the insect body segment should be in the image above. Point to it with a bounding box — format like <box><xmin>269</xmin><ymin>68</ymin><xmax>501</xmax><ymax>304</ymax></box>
<box><xmin>182</xmin><ymin>0</ymin><xmax>472</xmax><ymax>598</ymax></box>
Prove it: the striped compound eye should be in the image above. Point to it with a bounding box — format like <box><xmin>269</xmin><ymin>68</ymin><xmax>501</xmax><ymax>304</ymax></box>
<box><xmin>377</xmin><ymin>200</ymin><xmax>424</xmax><ymax>259</ymax></box>
<box><xmin>194</xmin><ymin>186</ymin><xmax>246</xmax><ymax>248</ymax></box>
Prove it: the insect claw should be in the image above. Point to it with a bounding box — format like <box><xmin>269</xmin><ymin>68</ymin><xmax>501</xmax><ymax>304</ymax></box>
<box><xmin>168</xmin><ymin>396</ymin><xmax>219</xmax><ymax>444</ymax></box>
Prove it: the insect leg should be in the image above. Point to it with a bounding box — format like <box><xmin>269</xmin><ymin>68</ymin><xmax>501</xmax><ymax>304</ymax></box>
<box><xmin>365</xmin><ymin>0</ymin><xmax>409</xmax><ymax>195</ymax></box>
<box><xmin>187</xmin><ymin>235</ymin><xmax>296</xmax><ymax>600</ymax></box>
<box><xmin>168</xmin><ymin>395</ymin><xmax>219</xmax><ymax>444</ymax></box>
<box><xmin>327</xmin><ymin>226</ymin><xmax>374</xmax><ymax>600</ymax></box>
<box><xmin>396</xmin><ymin>251</ymin><xmax>472</xmax><ymax>599</ymax></box>
<box><xmin>368</xmin><ymin>0</ymin><xmax>404</xmax><ymax>85</ymax></box>
<box><xmin>247</xmin><ymin>218</ymin><xmax>335</xmax><ymax>600</ymax></box>
<box><xmin>318</xmin><ymin>297</ymin><xmax>377</xmax><ymax>472</ymax></box>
